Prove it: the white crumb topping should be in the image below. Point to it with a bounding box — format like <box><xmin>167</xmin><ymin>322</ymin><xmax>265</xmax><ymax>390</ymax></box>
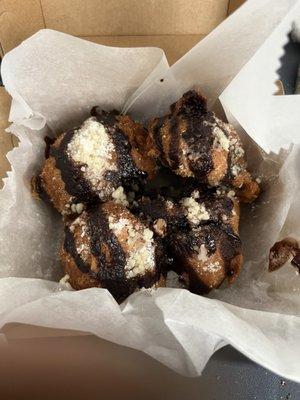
<box><xmin>202</xmin><ymin>261</ymin><xmax>222</xmax><ymax>273</ymax></box>
<box><xmin>191</xmin><ymin>190</ymin><xmax>200</xmax><ymax>199</ymax></box>
<box><xmin>58</xmin><ymin>274</ymin><xmax>73</xmax><ymax>291</ymax></box>
<box><xmin>70</xmin><ymin>202</ymin><xmax>84</xmax><ymax>214</ymax></box>
<box><xmin>222</xmin><ymin>214</ymin><xmax>228</xmax><ymax>222</ymax></box>
<box><xmin>231</xmin><ymin>164</ymin><xmax>241</xmax><ymax>177</ymax></box>
<box><xmin>69</xmin><ymin>215</ymin><xmax>91</xmax><ymax>261</ymax></box>
<box><xmin>108</xmin><ymin>216</ymin><xmax>155</xmax><ymax>279</ymax></box>
<box><xmin>153</xmin><ymin>218</ymin><xmax>167</xmax><ymax>237</ymax></box>
<box><xmin>193</xmin><ymin>244</ymin><xmax>208</xmax><ymax>262</ymax></box>
<box><xmin>181</xmin><ymin>197</ymin><xmax>210</xmax><ymax>225</ymax></box>
<box><xmin>111</xmin><ymin>186</ymin><xmax>129</xmax><ymax>206</ymax></box>
<box><xmin>216</xmin><ymin>187</ymin><xmax>235</xmax><ymax>199</ymax></box>
<box><xmin>213</xmin><ymin>126</ymin><xmax>230</xmax><ymax>151</ymax></box>
<box><xmin>76</xmin><ymin>240</ymin><xmax>90</xmax><ymax>261</ymax></box>
<box><xmin>165</xmin><ymin>200</ymin><xmax>174</xmax><ymax>209</ymax></box>
<box><xmin>215</xmin><ymin>117</ymin><xmax>246</xmax><ymax>175</ymax></box>
<box><xmin>227</xmin><ymin>190</ymin><xmax>236</xmax><ymax>199</ymax></box>
<box><xmin>67</xmin><ymin>117</ymin><xmax>117</xmax><ymax>195</ymax></box>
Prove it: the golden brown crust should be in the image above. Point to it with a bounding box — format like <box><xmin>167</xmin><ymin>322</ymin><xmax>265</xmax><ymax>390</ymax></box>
<box><xmin>152</xmin><ymin>274</ymin><xmax>166</xmax><ymax>288</ymax></box>
<box><xmin>60</xmin><ymin>247</ymin><xmax>100</xmax><ymax>290</ymax></box>
<box><xmin>187</xmin><ymin>248</ymin><xmax>226</xmax><ymax>290</ymax></box>
<box><xmin>232</xmin><ymin>171</ymin><xmax>260</xmax><ymax>203</ymax></box>
<box><xmin>118</xmin><ymin>116</ymin><xmax>157</xmax><ymax>179</ymax></box>
<box><xmin>101</xmin><ymin>201</ymin><xmax>147</xmax><ymax>255</ymax></box>
<box><xmin>39</xmin><ymin>156</ymin><xmax>73</xmax><ymax>214</ymax></box>
<box><xmin>228</xmin><ymin>253</ymin><xmax>243</xmax><ymax>284</ymax></box>
<box><xmin>230</xmin><ymin>199</ymin><xmax>240</xmax><ymax>235</ymax></box>
<box><xmin>207</xmin><ymin>148</ymin><xmax>228</xmax><ymax>186</ymax></box>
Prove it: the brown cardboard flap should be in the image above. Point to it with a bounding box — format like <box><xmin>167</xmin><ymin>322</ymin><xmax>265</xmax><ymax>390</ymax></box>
<box><xmin>0</xmin><ymin>0</ymin><xmax>45</xmax><ymax>54</ymax></box>
<box><xmin>0</xmin><ymin>1</ymin><xmax>231</xmax><ymax>55</ymax></box>
<box><xmin>41</xmin><ymin>0</ymin><xmax>228</xmax><ymax>36</ymax></box>
<box><xmin>0</xmin><ymin>0</ymin><xmax>235</xmax><ymax>185</ymax></box>
<box><xmin>228</xmin><ymin>0</ymin><xmax>245</xmax><ymax>14</ymax></box>
<box><xmin>0</xmin><ymin>87</ymin><xmax>13</xmax><ymax>184</ymax></box>
<box><xmin>84</xmin><ymin>34</ymin><xmax>205</xmax><ymax>65</ymax></box>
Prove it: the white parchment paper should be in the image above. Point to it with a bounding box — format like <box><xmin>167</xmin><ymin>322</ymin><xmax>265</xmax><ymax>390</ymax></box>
<box><xmin>1</xmin><ymin>0</ymin><xmax>300</xmax><ymax>382</ymax></box>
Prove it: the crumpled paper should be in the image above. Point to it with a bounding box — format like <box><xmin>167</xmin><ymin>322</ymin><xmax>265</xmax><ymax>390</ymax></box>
<box><xmin>1</xmin><ymin>0</ymin><xmax>300</xmax><ymax>382</ymax></box>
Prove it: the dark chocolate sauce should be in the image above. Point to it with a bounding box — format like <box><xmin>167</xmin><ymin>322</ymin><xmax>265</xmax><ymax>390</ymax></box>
<box><xmin>92</xmin><ymin>108</ymin><xmax>146</xmax><ymax>185</ymax></box>
<box><xmin>134</xmin><ymin>197</ymin><xmax>188</xmax><ymax>233</ymax></box>
<box><xmin>151</xmin><ymin>116</ymin><xmax>168</xmax><ymax>165</ymax></box>
<box><xmin>64</xmin><ymin>227</ymin><xmax>91</xmax><ymax>274</ymax></box>
<box><xmin>33</xmin><ymin>175</ymin><xmax>53</xmax><ymax>205</ymax></box>
<box><xmin>50</xmin><ymin>130</ymin><xmax>98</xmax><ymax>205</ymax></box>
<box><xmin>170</xmin><ymin>90</ymin><xmax>207</xmax><ymax>117</ymax></box>
<box><xmin>87</xmin><ymin>206</ymin><xmax>148</xmax><ymax>302</ymax></box>
<box><xmin>183</xmin><ymin>113</ymin><xmax>215</xmax><ymax>181</ymax></box>
<box><xmin>168</xmin><ymin>117</ymin><xmax>180</xmax><ymax>170</ymax></box>
<box><xmin>44</xmin><ymin>136</ymin><xmax>55</xmax><ymax>159</ymax></box>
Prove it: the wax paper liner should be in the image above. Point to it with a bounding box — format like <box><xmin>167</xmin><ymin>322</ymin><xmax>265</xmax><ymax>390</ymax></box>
<box><xmin>1</xmin><ymin>0</ymin><xmax>300</xmax><ymax>382</ymax></box>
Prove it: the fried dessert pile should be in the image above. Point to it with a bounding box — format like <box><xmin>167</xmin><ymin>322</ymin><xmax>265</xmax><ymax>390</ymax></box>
<box><xmin>33</xmin><ymin>90</ymin><xmax>259</xmax><ymax>301</ymax></box>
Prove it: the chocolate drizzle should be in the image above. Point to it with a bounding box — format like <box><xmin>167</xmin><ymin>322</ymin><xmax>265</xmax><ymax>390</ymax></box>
<box><xmin>151</xmin><ymin>117</ymin><xmax>164</xmax><ymax>153</ymax></box>
<box><xmin>44</xmin><ymin>136</ymin><xmax>55</xmax><ymax>159</ymax></box>
<box><xmin>50</xmin><ymin>130</ymin><xmax>97</xmax><ymax>205</ymax></box>
<box><xmin>151</xmin><ymin>116</ymin><xmax>168</xmax><ymax>165</ymax></box>
<box><xmin>91</xmin><ymin>108</ymin><xmax>146</xmax><ymax>185</ymax></box>
<box><xmin>170</xmin><ymin>90</ymin><xmax>207</xmax><ymax>117</ymax></box>
<box><xmin>64</xmin><ymin>226</ymin><xmax>90</xmax><ymax>274</ymax></box>
<box><xmin>32</xmin><ymin>175</ymin><xmax>53</xmax><ymax>205</ymax></box>
<box><xmin>183</xmin><ymin>113</ymin><xmax>215</xmax><ymax>181</ymax></box>
<box><xmin>168</xmin><ymin>117</ymin><xmax>180</xmax><ymax>170</ymax></box>
<box><xmin>86</xmin><ymin>206</ymin><xmax>130</xmax><ymax>301</ymax></box>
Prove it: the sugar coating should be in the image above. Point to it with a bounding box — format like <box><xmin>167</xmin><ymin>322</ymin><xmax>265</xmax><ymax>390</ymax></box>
<box><xmin>231</xmin><ymin>164</ymin><xmax>242</xmax><ymax>177</ymax></box>
<box><xmin>181</xmin><ymin>197</ymin><xmax>210</xmax><ymax>225</ymax></box>
<box><xmin>190</xmin><ymin>190</ymin><xmax>200</xmax><ymax>199</ymax></box>
<box><xmin>108</xmin><ymin>216</ymin><xmax>155</xmax><ymax>279</ymax></box>
<box><xmin>202</xmin><ymin>261</ymin><xmax>221</xmax><ymax>273</ymax></box>
<box><xmin>165</xmin><ymin>200</ymin><xmax>175</xmax><ymax>209</ymax></box>
<box><xmin>111</xmin><ymin>186</ymin><xmax>129</xmax><ymax>206</ymax></box>
<box><xmin>213</xmin><ymin>126</ymin><xmax>230</xmax><ymax>151</ymax></box>
<box><xmin>69</xmin><ymin>215</ymin><xmax>91</xmax><ymax>262</ymax></box>
<box><xmin>213</xmin><ymin>117</ymin><xmax>246</xmax><ymax>177</ymax></box>
<box><xmin>67</xmin><ymin>117</ymin><xmax>117</xmax><ymax>195</ymax></box>
<box><xmin>193</xmin><ymin>244</ymin><xmax>208</xmax><ymax>262</ymax></box>
<box><xmin>71</xmin><ymin>203</ymin><xmax>84</xmax><ymax>214</ymax></box>
<box><xmin>216</xmin><ymin>187</ymin><xmax>236</xmax><ymax>199</ymax></box>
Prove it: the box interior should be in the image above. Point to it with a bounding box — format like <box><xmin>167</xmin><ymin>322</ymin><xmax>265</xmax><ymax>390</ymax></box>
<box><xmin>0</xmin><ymin>0</ymin><xmax>245</xmax><ymax>185</ymax></box>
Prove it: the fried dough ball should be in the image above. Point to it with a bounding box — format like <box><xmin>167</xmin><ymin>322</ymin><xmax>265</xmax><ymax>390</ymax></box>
<box><xmin>147</xmin><ymin>90</ymin><xmax>259</xmax><ymax>202</ymax></box>
<box><xmin>169</xmin><ymin>224</ymin><xmax>243</xmax><ymax>293</ymax></box>
<box><xmin>134</xmin><ymin>188</ymin><xmax>240</xmax><ymax>237</ymax></box>
<box><xmin>60</xmin><ymin>202</ymin><xmax>164</xmax><ymax>302</ymax></box>
<box><xmin>32</xmin><ymin>110</ymin><xmax>156</xmax><ymax>215</ymax></box>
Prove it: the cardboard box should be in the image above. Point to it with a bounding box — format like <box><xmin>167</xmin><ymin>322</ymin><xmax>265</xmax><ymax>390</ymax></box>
<box><xmin>0</xmin><ymin>0</ymin><xmax>245</xmax><ymax>187</ymax></box>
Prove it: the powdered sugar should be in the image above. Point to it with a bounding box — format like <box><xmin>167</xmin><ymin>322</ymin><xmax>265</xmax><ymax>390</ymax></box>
<box><xmin>202</xmin><ymin>261</ymin><xmax>221</xmax><ymax>273</ymax></box>
<box><xmin>67</xmin><ymin>117</ymin><xmax>117</xmax><ymax>195</ymax></box>
<box><xmin>213</xmin><ymin>126</ymin><xmax>230</xmax><ymax>151</ymax></box>
<box><xmin>108</xmin><ymin>215</ymin><xmax>155</xmax><ymax>279</ymax></box>
<box><xmin>181</xmin><ymin>197</ymin><xmax>210</xmax><ymax>225</ymax></box>
<box><xmin>193</xmin><ymin>244</ymin><xmax>208</xmax><ymax>262</ymax></box>
<box><xmin>111</xmin><ymin>186</ymin><xmax>129</xmax><ymax>206</ymax></box>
